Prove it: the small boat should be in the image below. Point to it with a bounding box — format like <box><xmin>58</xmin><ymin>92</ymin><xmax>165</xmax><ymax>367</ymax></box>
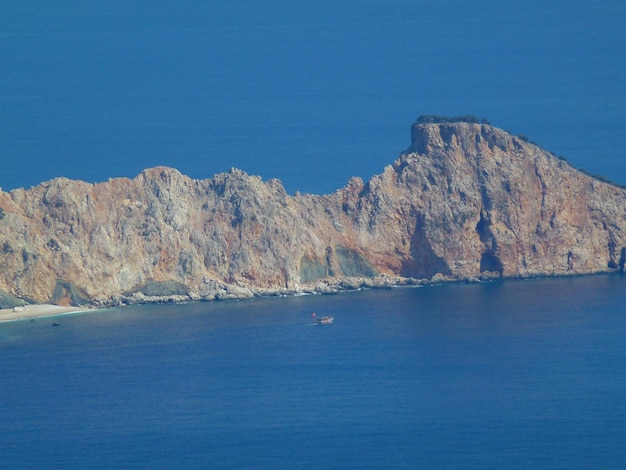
<box><xmin>312</xmin><ymin>313</ymin><xmax>333</xmax><ymax>325</ymax></box>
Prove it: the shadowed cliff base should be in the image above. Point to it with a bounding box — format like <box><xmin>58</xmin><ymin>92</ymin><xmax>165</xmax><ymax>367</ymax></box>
<box><xmin>400</xmin><ymin>214</ymin><xmax>452</xmax><ymax>279</ymax></box>
<box><xmin>0</xmin><ymin>119</ymin><xmax>624</xmax><ymax>307</ymax></box>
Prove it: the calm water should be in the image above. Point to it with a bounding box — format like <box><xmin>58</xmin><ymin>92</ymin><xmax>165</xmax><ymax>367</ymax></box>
<box><xmin>2</xmin><ymin>2</ymin><xmax>626</xmax><ymax>468</ymax></box>
<box><xmin>1</xmin><ymin>1</ymin><xmax>625</xmax><ymax>194</ymax></box>
<box><xmin>1</xmin><ymin>275</ymin><xmax>626</xmax><ymax>469</ymax></box>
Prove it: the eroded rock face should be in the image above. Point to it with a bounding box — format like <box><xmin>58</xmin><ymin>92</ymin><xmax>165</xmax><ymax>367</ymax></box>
<box><xmin>0</xmin><ymin>122</ymin><xmax>624</xmax><ymax>306</ymax></box>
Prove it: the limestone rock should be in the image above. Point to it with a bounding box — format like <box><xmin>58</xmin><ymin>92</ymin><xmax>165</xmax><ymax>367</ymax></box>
<box><xmin>0</xmin><ymin>122</ymin><xmax>624</xmax><ymax>306</ymax></box>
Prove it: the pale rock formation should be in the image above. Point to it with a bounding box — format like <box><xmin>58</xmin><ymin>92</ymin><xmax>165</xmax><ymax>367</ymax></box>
<box><xmin>0</xmin><ymin>122</ymin><xmax>624</xmax><ymax>307</ymax></box>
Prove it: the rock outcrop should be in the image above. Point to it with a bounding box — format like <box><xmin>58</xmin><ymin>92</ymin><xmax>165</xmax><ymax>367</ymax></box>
<box><xmin>0</xmin><ymin>121</ymin><xmax>624</xmax><ymax>307</ymax></box>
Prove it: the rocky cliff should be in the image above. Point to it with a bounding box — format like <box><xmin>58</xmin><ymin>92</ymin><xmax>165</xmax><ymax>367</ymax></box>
<box><xmin>1</xmin><ymin>122</ymin><xmax>624</xmax><ymax>307</ymax></box>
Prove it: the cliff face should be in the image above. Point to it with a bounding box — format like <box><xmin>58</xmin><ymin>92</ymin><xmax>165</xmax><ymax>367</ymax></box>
<box><xmin>1</xmin><ymin>122</ymin><xmax>625</xmax><ymax>306</ymax></box>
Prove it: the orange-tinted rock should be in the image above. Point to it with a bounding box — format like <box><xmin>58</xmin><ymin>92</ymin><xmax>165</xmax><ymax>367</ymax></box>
<box><xmin>0</xmin><ymin>122</ymin><xmax>624</xmax><ymax>305</ymax></box>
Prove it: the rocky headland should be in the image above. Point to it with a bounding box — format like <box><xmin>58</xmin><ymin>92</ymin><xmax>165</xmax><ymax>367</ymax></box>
<box><xmin>0</xmin><ymin>120</ymin><xmax>624</xmax><ymax>308</ymax></box>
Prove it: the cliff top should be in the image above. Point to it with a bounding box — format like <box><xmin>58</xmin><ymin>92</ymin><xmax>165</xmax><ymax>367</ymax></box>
<box><xmin>415</xmin><ymin>114</ymin><xmax>491</xmax><ymax>125</ymax></box>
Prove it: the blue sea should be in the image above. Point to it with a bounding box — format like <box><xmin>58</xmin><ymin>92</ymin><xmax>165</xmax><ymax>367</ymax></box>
<box><xmin>1</xmin><ymin>1</ymin><xmax>625</xmax><ymax>194</ymax></box>
<box><xmin>2</xmin><ymin>275</ymin><xmax>626</xmax><ymax>469</ymax></box>
<box><xmin>1</xmin><ymin>1</ymin><xmax>626</xmax><ymax>468</ymax></box>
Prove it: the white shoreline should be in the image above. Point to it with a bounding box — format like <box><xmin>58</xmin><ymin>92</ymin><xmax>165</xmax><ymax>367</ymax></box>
<box><xmin>0</xmin><ymin>304</ymin><xmax>96</xmax><ymax>323</ymax></box>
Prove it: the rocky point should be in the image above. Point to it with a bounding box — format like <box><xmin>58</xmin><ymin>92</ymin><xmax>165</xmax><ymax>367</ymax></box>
<box><xmin>0</xmin><ymin>121</ymin><xmax>624</xmax><ymax>307</ymax></box>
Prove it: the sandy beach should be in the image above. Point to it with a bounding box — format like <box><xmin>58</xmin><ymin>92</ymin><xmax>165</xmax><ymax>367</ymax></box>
<box><xmin>0</xmin><ymin>304</ymin><xmax>94</xmax><ymax>323</ymax></box>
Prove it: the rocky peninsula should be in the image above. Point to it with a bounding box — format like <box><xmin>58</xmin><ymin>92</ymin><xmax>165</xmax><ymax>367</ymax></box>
<box><xmin>0</xmin><ymin>120</ymin><xmax>624</xmax><ymax>309</ymax></box>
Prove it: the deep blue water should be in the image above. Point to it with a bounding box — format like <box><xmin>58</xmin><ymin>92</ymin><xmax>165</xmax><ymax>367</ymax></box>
<box><xmin>1</xmin><ymin>275</ymin><xmax>626</xmax><ymax>469</ymax></box>
<box><xmin>1</xmin><ymin>1</ymin><xmax>625</xmax><ymax>194</ymax></box>
<box><xmin>2</xmin><ymin>2</ymin><xmax>626</xmax><ymax>468</ymax></box>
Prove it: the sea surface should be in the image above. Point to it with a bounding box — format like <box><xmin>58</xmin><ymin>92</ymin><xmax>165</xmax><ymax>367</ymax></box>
<box><xmin>1</xmin><ymin>275</ymin><xmax>626</xmax><ymax>469</ymax></box>
<box><xmin>1</xmin><ymin>1</ymin><xmax>625</xmax><ymax>194</ymax></box>
<box><xmin>2</xmin><ymin>2</ymin><xmax>626</xmax><ymax>468</ymax></box>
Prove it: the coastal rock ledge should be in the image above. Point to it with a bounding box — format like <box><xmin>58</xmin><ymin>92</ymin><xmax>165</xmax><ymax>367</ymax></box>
<box><xmin>1</xmin><ymin>121</ymin><xmax>625</xmax><ymax>307</ymax></box>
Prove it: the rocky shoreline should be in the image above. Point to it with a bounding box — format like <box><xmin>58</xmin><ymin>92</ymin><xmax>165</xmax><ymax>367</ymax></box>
<box><xmin>1</xmin><ymin>275</ymin><xmax>426</xmax><ymax>320</ymax></box>
<box><xmin>91</xmin><ymin>275</ymin><xmax>423</xmax><ymax>308</ymax></box>
<box><xmin>1</xmin><ymin>269</ymin><xmax>618</xmax><ymax>322</ymax></box>
<box><xmin>93</xmin><ymin>270</ymin><xmax>509</xmax><ymax>308</ymax></box>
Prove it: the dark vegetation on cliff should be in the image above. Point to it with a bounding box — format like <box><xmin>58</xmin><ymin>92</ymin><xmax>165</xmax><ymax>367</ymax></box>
<box><xmin>416</xmin><ymin>114</ymin><xmax>491</xmax><ymax>125</ymax></box>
